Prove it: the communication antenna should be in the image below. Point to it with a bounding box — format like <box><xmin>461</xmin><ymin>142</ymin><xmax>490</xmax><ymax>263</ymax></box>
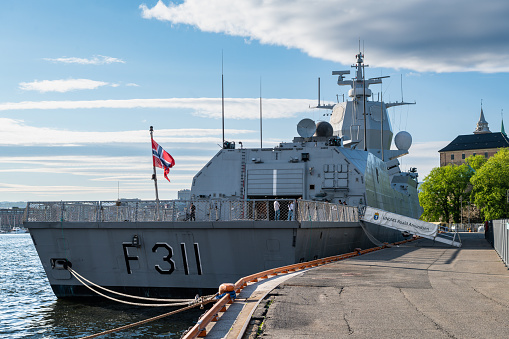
<box><xmin>401</xmin><ymin>74</ymin><xmax>404</xmax><ymax>102</ymax></box>
<box><xmin>381</xmin><ymin>90</ymin><xmax>384</xmax><ymax>161</ymax></box>
<box><xmin>260</xmin><ymin>77</ymin><xmax>263</xmax><ymax>148</ymax></box>
<box><xmin>222</xmin><ymin>51</ymin><xmax>225</xmax><ymax>148</ymax></box>
<box><xmin>362</xmin><ymin>63</ymin><xmax>367</xmax><ymax>151</ymax></box>
<box><xmin>318</xmin><ymin>77</ymin><xmax>320</xmax><ymax>107</ymax></box>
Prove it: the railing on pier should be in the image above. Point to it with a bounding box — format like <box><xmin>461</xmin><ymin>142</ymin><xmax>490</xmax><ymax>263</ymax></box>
<box><xmin>24</xmin><ymin>199</ymin><xmax>359</xmax><ymax>224</ymax></box>
<box><xmin>490</xmin><ymin>220</ymin><xmax>509</xmax><ymax>268</ymax></box>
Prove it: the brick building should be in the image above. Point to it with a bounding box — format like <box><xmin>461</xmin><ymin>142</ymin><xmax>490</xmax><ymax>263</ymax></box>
<box><xmin>0</xmin><ymin>208</ymin><xmax>25</xmax><ymax>232</ymax></box>
<box><xmin>439</xmin><ymin>108</ymin><xmax>509</xmax><ymax>167</ymax></box>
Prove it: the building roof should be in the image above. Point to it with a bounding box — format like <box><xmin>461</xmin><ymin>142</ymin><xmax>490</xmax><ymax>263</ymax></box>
<box><xmin>439</xmin><ymin>132</ymin><xmax>509</xmax><ymax>152</ymax></box>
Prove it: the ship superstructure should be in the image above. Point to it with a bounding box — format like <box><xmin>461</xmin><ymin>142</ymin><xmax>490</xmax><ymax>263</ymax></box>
<box><xmin>190</xmin><ymin>52</ymin><xmax>421</xmax><ymax>219</ymax></box>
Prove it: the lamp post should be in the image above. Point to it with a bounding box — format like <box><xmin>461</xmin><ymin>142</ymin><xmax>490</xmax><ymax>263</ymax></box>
<box><xmin>460</xmin><ymin>196</ymin><xmax>463</xmax><ymax>231</ymax></box>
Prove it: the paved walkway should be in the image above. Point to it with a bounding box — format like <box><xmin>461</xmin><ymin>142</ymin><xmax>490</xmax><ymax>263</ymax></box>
<box><xmin>250</xmin><ymin>233</ymin><xmax>509</xmax><ymax>339</ymax></box>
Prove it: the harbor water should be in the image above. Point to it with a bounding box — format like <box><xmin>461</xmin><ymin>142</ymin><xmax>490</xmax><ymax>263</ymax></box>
<box><xmin>0</xmin><ymin>234</ymin><xmax>200</xmax><ymax>338</ymax></box>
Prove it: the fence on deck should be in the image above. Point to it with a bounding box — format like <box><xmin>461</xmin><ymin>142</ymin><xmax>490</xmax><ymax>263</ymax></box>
<box><xmin>24</xmin><ymin>199</ymin><xmax>359</xmax><ymax>224</ymax></box>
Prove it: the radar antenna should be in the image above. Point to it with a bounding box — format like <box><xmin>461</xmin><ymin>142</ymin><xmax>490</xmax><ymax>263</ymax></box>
<box><xmin>297</xmin><ymin>118</ymin><xmax>316</xmax><ymax>138</ymax></box>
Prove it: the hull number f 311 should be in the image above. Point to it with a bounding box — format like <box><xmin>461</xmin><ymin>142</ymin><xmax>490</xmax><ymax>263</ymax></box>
<box><xmin>122</xmin><ymin>242</ymin><xmax>202</xmax><ymax>275</ymax></box>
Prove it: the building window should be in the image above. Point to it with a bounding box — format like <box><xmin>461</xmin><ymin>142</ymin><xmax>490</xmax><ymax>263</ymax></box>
<box><xmin>451</xmin><ymin>154</ymin><xmax>454</xmax><ymax>160</ymax></box>
<box><xmin>462</xmin><ymin>154</ymin><xmax>465</xmax><ymax>159</ymax></box>
<box><xmin>485</xmin><ymin>152</ymin><xmax>488</xmax><ymax>158</ymax></box>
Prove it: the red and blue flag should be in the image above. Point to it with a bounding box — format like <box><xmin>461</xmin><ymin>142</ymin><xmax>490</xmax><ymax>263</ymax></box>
<box><xmin>152</xmin><ymin>139</ymin><xmax>175</xmax><ymax>182</ymax></box>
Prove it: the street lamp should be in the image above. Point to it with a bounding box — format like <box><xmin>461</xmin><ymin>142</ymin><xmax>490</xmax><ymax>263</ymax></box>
<box><xmin>460</xmin><ymin>196</ymin><xmax>463</xmax><ymax>231</ymax></box>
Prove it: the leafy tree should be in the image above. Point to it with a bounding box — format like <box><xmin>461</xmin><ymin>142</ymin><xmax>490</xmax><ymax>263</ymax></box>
<box><xmin>465</xmin><ymin>154</ymin><xmax>487</xmax><ymax>171</ymax></box>
<box><xmin>419</xmin><ymin>163</ymin><xmax>473</xmax><ymax>222</ymax></box>
<box><xmin>470</xmin><ymin>148</ymin><xmax>509</xmax><ymax>220</ymax></box>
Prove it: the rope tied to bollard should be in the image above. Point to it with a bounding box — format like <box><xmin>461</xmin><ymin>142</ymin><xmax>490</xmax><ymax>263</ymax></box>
<box><xmin>67</xmin><ymin>266</ymin><xmax>215</xmax><ymax>307</ymax></box>
<box><xmin>59</xmin><ymin>265</ymin><xmax>219</xmax><ymax>338</ymax></box>
<box><xmin>79</xmin><ymin>296</ymin><xmax>217</xmax><ymax>339</ymax></box>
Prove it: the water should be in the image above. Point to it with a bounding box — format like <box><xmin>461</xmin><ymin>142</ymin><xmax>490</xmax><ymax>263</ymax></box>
<box><xmin>0</xmin><ymin>234</ymin><xmax>201</xmax><ymax>338</ymax></box>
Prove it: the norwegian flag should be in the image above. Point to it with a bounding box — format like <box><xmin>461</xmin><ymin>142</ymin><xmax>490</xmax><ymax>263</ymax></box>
<box><xmin>152</xmin><ymin>139</ymin><xmax>175</xmax><ymax>182</ymax></box>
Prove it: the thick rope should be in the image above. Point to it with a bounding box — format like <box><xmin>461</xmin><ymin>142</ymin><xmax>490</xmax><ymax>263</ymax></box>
<box><xmin>69</xmin><ymin>269</ymin><xmax>215</xmax><ymax>307</ymax></box>
<box><xmin>80</xmin><ymin>297</ymin><xmax>217</xmax><ymax>339</ymax></box>
<box><xmin>359</xmin><ymin>220</ymin><xmax>384</xmax><ymax>247</ymax></box>
<box><xmin>68</xmin><ymin>267</ymin><xmax>211</xmax><ymax>303</ymax></box>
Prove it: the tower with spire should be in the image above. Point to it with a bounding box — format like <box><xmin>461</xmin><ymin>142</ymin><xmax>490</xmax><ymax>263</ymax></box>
<box><xmin>473</xmin><ymin>106</ymin><xmax>491</xmax><ymax>134</ymax></box>
<box><xmin>501</xmin><ymin>109</ymin><xmax>506</xmax><ymax>136</ymax></box>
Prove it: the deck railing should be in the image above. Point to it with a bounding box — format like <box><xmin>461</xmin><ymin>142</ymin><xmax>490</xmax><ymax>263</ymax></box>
<box><xmin>24</xmin><ymin>199</ymin><xmax>359</xmax><ymax>223</ymax></box>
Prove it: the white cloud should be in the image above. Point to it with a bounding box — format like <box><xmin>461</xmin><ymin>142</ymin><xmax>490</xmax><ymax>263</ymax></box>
<box><xmin>140</xmin><ymin>0</ymin><xmax>509</xmax><ymax>73</ymax></box>
<box><xmin>19</xmin><ymin>79</ymin><xmax>110</xmax><ymax>93</ymax></box>
<box><xmin>43</xmin><ymin>55</ymin><xmax>125</xmax><ymax>65</ymax></box>
<box><xmin>0</xmin><ymin>97</ymin><xmax>313</xmax><ymax>119</ymax></box>
<box><xmin>0</xmin><ymin>118</ymin><xmax>254</xmax><ymax>146</ymax></box>
<box><xmin>399</xmin><ymin>140</ymin><xmax>447</xmax><ymax>180</ymax></box>
<box><xmin>0</xmin><ymin>154</ymin><xmax>208</xmax><ymax>200</ymax></box>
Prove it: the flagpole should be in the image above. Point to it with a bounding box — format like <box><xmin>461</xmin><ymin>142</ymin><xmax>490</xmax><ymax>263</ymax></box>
<box><xmin>150</xmin><ymin>126</ymin><xmax>160</xmax><ymax>203</ymax></box>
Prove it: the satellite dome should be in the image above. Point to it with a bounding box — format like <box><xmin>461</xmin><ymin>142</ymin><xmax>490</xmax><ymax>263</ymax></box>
<box><xmin>314</xmin><ymin>121</ymin><xmax>333</xmax><ymax>137</ymax></box>
<box><xmin>394</xmin><ymin>131</ymin><xmax>412</xmax><ymax>150</ymax></box>
<box><xmin>297</xmin><ymin>118</ymin><xmax>316</xmax><ymax>138</ymax></box>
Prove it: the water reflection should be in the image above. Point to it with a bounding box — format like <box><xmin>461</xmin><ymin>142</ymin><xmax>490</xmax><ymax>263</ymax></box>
<box><xmin>0</xmin><ymin>234</ymin><xmax>199</xmax><ymax>338</ymax></box>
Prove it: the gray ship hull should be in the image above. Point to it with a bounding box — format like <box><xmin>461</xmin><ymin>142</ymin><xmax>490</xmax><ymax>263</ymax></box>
<box><xmin>28</xmin><ymin>218</ymin><xmax>405</xmax><ymax>299</ymax></box>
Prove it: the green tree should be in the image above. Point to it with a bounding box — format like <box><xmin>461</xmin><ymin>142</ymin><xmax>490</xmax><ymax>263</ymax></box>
<box><xmin>419</xmin><ymin>163</ymin><xmax>473</xmax><ymax>222</ymax></box>
<box><xmin>470</xmin><ymin>148</ymin><xmax>509</xmax><ymax>220</ymax></box>
<box><xmin>465</xmin><ymin>154</ymin><xmax>487</xmax><ymax>171</ymax></box>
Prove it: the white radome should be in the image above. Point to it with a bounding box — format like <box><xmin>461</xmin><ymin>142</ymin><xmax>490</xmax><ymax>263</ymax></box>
<box><xmin>394</xmin><ymin>131</ymin><xmax>412</xmax><ymax>150</ymax></box>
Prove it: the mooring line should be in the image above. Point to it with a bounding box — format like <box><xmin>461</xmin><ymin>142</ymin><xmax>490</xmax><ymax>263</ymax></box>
<box><xmin>68</xmin><ymin>267</ymin><xmax>213</xmax><ymax>303</ymax></box>
<box><xmin>69</xmin><ymin>269</ymin><xmax>212</xmax><ymax>307</ymax></box>
<box><xmin>80</xmin><ymin>297</ymin><xmax>217</xmax><ymax>339</ymax></box>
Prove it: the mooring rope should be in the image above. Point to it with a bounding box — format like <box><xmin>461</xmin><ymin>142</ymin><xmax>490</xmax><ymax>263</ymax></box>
<box><xmin>68</xmin><ymin>268</ymin><xmax>215</xmax><ymax>307</ymax></box>
<box><xmin>359</xmin><ymin>220</ymin><xmax>384</xmax><ymax>247</ymax></box>
<box><xmin>79</xmin><ymin>297</ymin><xmax>217</xmax><ymax>339</ymax></box>
<box><xmin>68</xmin><ymin>267</ymin><xmax>213</xmax><ymax>303</ymax></box>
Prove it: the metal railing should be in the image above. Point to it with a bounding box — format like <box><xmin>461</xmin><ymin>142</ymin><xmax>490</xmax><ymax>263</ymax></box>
<box><xmin>24</xmin><ymin>199</ymin><xmax>359</xmax><ymax>224</ymax></box>
<box><xmin>491</xmin><ymin>220</ymin><xmax>509</xmax><ymax>268</ymax></box>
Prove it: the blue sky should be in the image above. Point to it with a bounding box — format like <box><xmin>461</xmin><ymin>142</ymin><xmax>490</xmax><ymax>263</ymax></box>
<box><xmin>1</xmin><ymin>0</ymin><xmax>509</xmax><ymax>202</ymax></box>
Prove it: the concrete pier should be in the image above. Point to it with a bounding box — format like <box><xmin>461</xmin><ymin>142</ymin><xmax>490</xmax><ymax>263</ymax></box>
<box><xmin>246</xmin><ymin>233</ymin><xmax>509</xmax><ymax>338</ymax></box>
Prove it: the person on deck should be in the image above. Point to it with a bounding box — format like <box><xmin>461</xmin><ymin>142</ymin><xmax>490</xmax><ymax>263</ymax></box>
<box><xmin>190</xmin><ymin>202</ymin><xmax>196</xmax><ymax>221</ymax></box>
<box><xmin>274</xmin><ymin>199</ymin><xmax>280</xmax><ymax>220</ymax></box>
<box><xmin>288</xmin><ymin>200</ymin><xmax>295</xmax><ymax>220</ymax></box>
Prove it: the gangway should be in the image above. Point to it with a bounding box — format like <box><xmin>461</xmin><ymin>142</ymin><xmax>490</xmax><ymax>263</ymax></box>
<box><xmin>361</xmin><ymin>207</ymin><xmax>462</xmax><ymax>247</ymax></box>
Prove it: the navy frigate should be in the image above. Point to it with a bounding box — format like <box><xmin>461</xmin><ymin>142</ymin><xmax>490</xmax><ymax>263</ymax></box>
<box><xmin>25</xmin><ymin>52</ymin><xmax>424</xmax><ymax>299</ymax></box>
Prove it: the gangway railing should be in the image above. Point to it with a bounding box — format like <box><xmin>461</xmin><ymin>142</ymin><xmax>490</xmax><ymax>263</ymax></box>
<box><xmin>361</xmin><ymin>206</ymin><xmax>462</xmax><ymax>247</ymax></box>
